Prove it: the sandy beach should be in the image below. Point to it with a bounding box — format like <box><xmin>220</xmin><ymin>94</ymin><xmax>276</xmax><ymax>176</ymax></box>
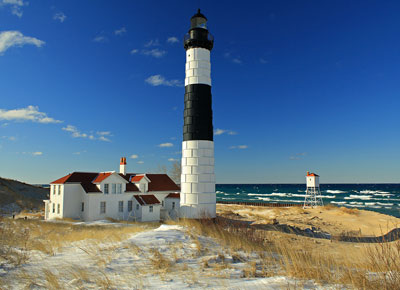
<box><xmin>217</xmin><ymin>204</ymin><xmax>400</xmax><ymax>237</ymax></box>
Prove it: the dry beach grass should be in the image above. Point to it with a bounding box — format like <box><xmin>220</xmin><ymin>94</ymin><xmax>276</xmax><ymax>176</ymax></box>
<box><xmin>1</xmin><ymin>207</ymin><xmax>400</xmax><ymax>289</ymax></box>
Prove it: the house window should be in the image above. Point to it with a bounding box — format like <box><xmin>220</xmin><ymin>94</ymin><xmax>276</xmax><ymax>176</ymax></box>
<box><xmin>117</xmin><ymin>184</ymin><xmax>122</xmax><ymax>194</ymax></box>
<box><xmin>128</xmin><ymin>201</ymin><xmax>132</xmax><ymax>212</ymax></box>
<box><xmin>58</xmin><ymin>185</ymin><xmax>61</xmax><ymax>195</ymax></box>
<box><xmin>118</xmin><ymin>201</ymin><xmax>123</xmax><ymax>212</ymax></box>
<box><xmin>162</xmin><ymin>200</ymin><xmax>164</xmax><ymax>207</ymax></box>
<box><xmin>81</xmin><ymin>202</ymin><xmax>84</xmax><ymax>212</ymax></box>
<box><xmin>136</xmin><ymin>204</ymin><xmax>139</xmax><ymax>210</ymax></box>
<box><xmin>100</xmin><ymin>201</ymin><xmax>106</xmax><ymax>214</ymax></box>
<box><xmin>112</xmin><ymin>183</ymin><xmax>116</xmax><ymax>194</ymax></box>
<box><xmin>172</xmin><ymin>202</ymin><xmax>175</xmax><ymax>209</ymax></box>
<box><xmin>104</xmin><ymin>184</ymin><xmax>109</xmax><ymax>194</ymax></box>
<box><xmin>53</xmin><ymin>185</ymin><xmax>56</xmax><ymax>195</ymax></box>
<box><xmin>52</xmin><ymin>203</ymin><xmax>55</xmax><ymax>213</ymax></box>
<box><xmin>149</xmin><ymin>205</ymin><xmax>153</xmax><ymax>213</ymax></box>
<box><xmin>57</xmin><ymin>204</ymin><xmax>60</xmax><ymax>214</ymax></box>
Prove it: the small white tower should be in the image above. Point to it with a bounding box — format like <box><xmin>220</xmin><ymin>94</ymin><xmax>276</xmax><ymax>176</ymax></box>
<box><xmin>303</xmin><ymin>171</ymin><xmax>323</xmax><ymax>208</ymax></box>
<box><xmin>119</xmin><ymin>157</ymin><xmax>127</xmax><ymax>175</ymax></box>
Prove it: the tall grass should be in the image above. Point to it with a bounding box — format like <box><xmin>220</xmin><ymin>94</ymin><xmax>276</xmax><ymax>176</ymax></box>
<box><xmin>170</xmin><ymin>217</ymin><xmax>400</xmax><ymax>289</ymax></box>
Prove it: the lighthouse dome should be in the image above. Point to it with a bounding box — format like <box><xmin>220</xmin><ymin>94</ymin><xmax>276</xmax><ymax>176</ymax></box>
<box><xmin>190</xmin><ymin>9</ymin><xmax>208</xmax><ymax>29</ymax></box>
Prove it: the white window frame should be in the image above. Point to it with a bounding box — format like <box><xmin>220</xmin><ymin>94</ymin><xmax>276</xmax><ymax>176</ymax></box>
<box><xmin>57</xmin><ymin>204</ymin><xmax>60</xmax><ymax>214</ymax></box>
<box><xmin>117</xmin><ymin>184</ymin><xmax>122</xmax><ymax>194</ymax></box>
<box><xmin>52</xmin><ymin>203</ymin><xmax>55</xmax><ymax>213</ymax></box>
<box><xmin>149</xmin><ymin>205</ymin><xmax>153</xmax><ymax>213</ymax></box>
<box><xmin>104</xmin><ymin>184</ymin><xmax>109</xmax><ymax>194</ymax></box>
<box><xmin>112</xmin><ymin>183</ymin><xmax>116</xmax><ymax>194</ymax></box>
<box><xmin>58</xmin><ymin>185</ymin><xmax>61</xmax><ymax>195</ymax></box>
<box><xmin>100</xmin><ymin>201</ymin><xmax>106</xmax><ymax>214</ymax></box>
<box><xmin>118</xmin><ymin>201</ymin><xmax>123</xmax><ymax>212</ymax></box>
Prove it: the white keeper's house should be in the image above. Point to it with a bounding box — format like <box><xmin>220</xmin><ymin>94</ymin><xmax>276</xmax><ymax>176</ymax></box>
<box><xmin>43</xmin><ymin>157</ymin><xmax>180</xmax><ymax>222</ymax></box>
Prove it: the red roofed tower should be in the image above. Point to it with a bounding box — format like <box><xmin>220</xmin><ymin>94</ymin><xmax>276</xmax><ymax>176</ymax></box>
<box><xmin>304</xmin><ymin>171</ymin><xmax>323</xmax><ymax>208</ymax></box>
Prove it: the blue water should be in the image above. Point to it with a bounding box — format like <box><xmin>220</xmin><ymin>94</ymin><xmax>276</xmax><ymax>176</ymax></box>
<box><xmin>216</xmin><ymin>184</ymin><xmax>400</xmax><ymax>218</ymax></box>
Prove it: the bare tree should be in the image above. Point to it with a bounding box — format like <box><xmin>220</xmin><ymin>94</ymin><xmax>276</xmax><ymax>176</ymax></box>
<box><xmin>169</xmin><ymin>161</ymin><xmax>181</xmax><ymax>184</ymax></box>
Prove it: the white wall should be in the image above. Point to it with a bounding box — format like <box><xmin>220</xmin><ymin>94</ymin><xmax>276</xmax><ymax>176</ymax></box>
<box><xmin>306</xmin><ymin>176</ymin><xmax>319</xmax><ymax>188</ymax></box>
<box><xmin>180</xmin><ymin>140</ymin><xmax>216</xmax><ymax>218</ymax></box>
<box><xmin>185</xmin><ymin>47</ymin><xmax>211</xmax><ymax>86</ymax></box>
<box><xmin>47</xmin><ymin>184</ymin><xmax>65</xmax><ymax>219</ymax></box>
<box><xmin>164</xmin><ymin>197</ymin><xmax>180</xmax><ymax>219</ymax></box>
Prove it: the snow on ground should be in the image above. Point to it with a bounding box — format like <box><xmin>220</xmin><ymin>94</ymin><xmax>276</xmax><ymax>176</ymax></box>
<box><xmin>2</xmin><ymin>224</ymin><xmax>335</xmax><ymax>289</ymax></box>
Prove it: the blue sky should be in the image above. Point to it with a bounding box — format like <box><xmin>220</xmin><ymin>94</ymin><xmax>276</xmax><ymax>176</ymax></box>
<box><xmin>0</xmin><ymin>0</ymin><xmax>399</xmax><ymax>184</ymax></box>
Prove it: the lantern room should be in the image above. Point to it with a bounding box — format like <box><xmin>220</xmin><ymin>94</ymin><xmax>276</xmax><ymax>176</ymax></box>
<box><xmin>184</xmin><ymin>9</ymin><xmax>214</xmax><ymax>51</ymax></box>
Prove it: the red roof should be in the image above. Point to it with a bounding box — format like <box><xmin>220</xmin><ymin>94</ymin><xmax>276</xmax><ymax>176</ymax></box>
<box><xmin>134</xmin><ymin>195</ymin><xmax>160</xmax><ymax>205</ymax></box>
<box><xmin>146</xmin><ymin>174</ymin><xmax>180</xmax><ymax>191</ymax></box>
<box><xmin>166</xmin><ymin>193</ymin><xmax>180</xmax><ymax>199</ymax></box>
<box><xmin>51</xmin><ymin>172</ymin><xmax>178</xmax><ymax>194</ymax></box>
<box><xmin>131</xmin><ymin>175</ymin><xmax>144</xmax><ymax>182</ymax></box>
<box><xmin>306</xmin><ymin>172</ymin><xmax>319</xmax><ymax>177</ymax></box>
<box><xmin>93</xmin><ymin>172</ymin><xmax>113</xmax><ymax>183</ymax></box>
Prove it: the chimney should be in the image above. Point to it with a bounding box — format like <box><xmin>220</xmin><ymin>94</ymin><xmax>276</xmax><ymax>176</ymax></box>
<box><xmin>120</xmin><ymin>157</ymin><xmax>127</xmax><ymax>175</ymax></box>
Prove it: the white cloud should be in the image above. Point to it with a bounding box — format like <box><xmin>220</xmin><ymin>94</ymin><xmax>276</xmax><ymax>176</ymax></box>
<box><xmin>142</xmin><ymin>48</ymin><xmax>166</xmax><ymax>58</ymax></box>
<box><xmin>62</xmin><ymin>125</ymin><xmax>111</xmax><ymax>142</ymax></box>
<box><xmin>98</xmin><ymin>136</ymin><xmax>110</xmax><ymax>142</ymax></box>
<box><xmin>97</xmin><ymin>131</ymin><xmax>111</xmax><ymax>136</ymax></box>
<box><xmin>0</xmin><ymin>0</ymin><xmax>27</xmax><ymax>18</ymax></box>
<box><xmin>32</xmin><ymin>151</ymin><xmax>42</xmax><ymax>156</ymax></box>
<box><xmin>53</xmin><ymin>12</ymin><xmax>66</xmax><ymax>23</ymax></box>
<box><xmin>73</xmin><ymin>150</ymin><xmax>86</xmax><ymax>155</ymax></box>
<box><xmin>229</xmin><ymin>145</ymin><xmax>248</xmax><ymax>149</ymax></box>
<box><xmin>167</xmin><ymin>36</ymin><xmax>179</xmax><ymax>44</ymax></box>
<box><xmin>114</xmin><ymin>27</ymin><xmax>126</xmax><ymax>36</ymax></box>
<box><xmin>93</xmin><ymin>35</ymin><xmax>108</xmax><ymax>43</ymax></box>
<box><xmin>0</xmin><ymin>31</ymin><xmax>45</xmax><ymax>55</ymax></box>
<box><xmin>158</xmin><ymin>142</ymin><xmax>173</xmax><ymax>148</ymax></box>
<box><xmin>0</xmin><ymin>105</ymin><xmax>61</xmax><ymax>123</ymax></box>
<box><xmin>232</xmin><ymin>58</ymin><xmax>242</xmax><ymax>64</ymax></box>
<box><xmin>2</xmin><ymin>136</ymin><xmax>16</xmax><ymax>141</ymax></box>
<box><xmin>130</xmin><ymin>49</ymin><xmax>138</xmax><ymax>54</ymax></box>
<box><xmin>289</xmin><ymin>152</ymin><xmax>307</xmax><ymax>160</ymax></box>
<box><xmin>137</xmin><ymin>161</ymin><xmax>144</xmax><ymax>164</ymax></box>
<box><xmin>168</xmin><ymin>158</ymin><xmax>178</xmax><ymax>162</ymax></box>
<box><xmin>144</xmin><ymin>39</ymin><xmax>159</xmax><ymax>47</ymax></box>
<box><xmin>130</xmin><ymin>154</ymin><xmax>138</xmax><ymax>159</ymax></box>
<box><xmin>214</xmin><ymin>128</ymin><xmax>237</xmax><ymax>136</ymax></box>
<box><xmin>145</xmin><ymin>75</ymin><xmax>182</xmax><ymax>87</ymax></box>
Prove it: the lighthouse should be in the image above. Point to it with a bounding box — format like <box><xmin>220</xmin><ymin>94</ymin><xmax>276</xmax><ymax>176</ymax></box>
<box><xmin>180</xmin><ymin>9</ymin><xmax>216</xmax><ymax>219</ymax></box>
<box><xmin>303</xmin><ymin>171</ymin><xmax>324</xmax><ymax>208</ymax></box>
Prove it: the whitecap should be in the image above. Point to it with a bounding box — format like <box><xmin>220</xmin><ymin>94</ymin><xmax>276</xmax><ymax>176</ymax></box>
<box><xmin>318</xmin><ymin>195</ymin><xmax>336</xmax><ymax>199</ymax></box>
<box><xmin>292</xmin><ymin>194</ymin><xmax>307</xmax><ymax>198</ymax></box>
<box><xmin>326</xmin><ymin>190</ymin><xmax>346</xmax><ymax>194</ymax></box>
<box><xmin>257</xmin><ymin>197</ymin><xmax>271</xmax><ymax>201</ymax></box>
<box><xmin>331</xmin><ymin>201</ymin><xmax>347</xmax><ymax>204</ymax></box>
<box><xmin>345</xmin><ymin>195</ymin><xmax>372</xmax><ymax>200</ymax></box>
<box><xmin>269</xmin><ymin>193</ymin><xmax>289</xmax><ymax>197</ymax></box>
<box><xmin>248</xmin><ymin>193</ymin><xmax>266</xmax><ymax>196</ymax></box>
<box><xmin>216</xmin><ymin>191</ymin><xmax>224</xmax><ymax>194</ymax></box>
<box><xmin>377</xmin><ymin>202</ymin><xmax>394</xmax><ymax>206</ymax></box>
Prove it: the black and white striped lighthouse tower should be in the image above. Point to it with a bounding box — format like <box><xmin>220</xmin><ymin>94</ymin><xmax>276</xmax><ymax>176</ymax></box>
<box><xmin>180</xmin><ymin>9</ymin><xmax>216</xmax><ymax>219</ymax></box>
